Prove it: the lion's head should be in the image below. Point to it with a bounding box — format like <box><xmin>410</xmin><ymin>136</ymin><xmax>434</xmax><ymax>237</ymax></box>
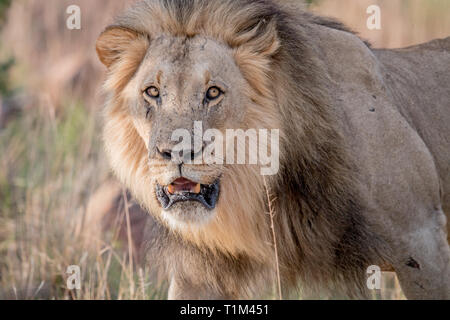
<box><xmin>96</xmin><ymin>0</ymin><xmax>287</xmax><ymax>258</ymax></box>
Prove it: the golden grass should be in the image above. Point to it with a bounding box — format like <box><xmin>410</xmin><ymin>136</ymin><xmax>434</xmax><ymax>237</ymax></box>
<box><xmin>1</xmin><ymin>0</ymin><xmax>448</xmax><ymax>300</ymax></box>
<box><xmin>0</xmin><ymin>103</ymin><xmax>166</xmax><ymax>299</ymax></box>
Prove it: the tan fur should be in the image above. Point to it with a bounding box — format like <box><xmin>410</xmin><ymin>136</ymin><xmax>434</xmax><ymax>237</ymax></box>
<box><xmin>97</xmin><ymin>0</ymin><xmax>450</xmax><ymax>299</ymax></box>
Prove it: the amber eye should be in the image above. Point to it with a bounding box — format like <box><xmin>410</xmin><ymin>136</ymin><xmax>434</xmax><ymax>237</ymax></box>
<box><xmin>206</xmin><ymin>86</ymin><xmax>222</xmax><ymax>100</ymax></box>
<box><xmin>145</xmin><ymin>86</ymin><xmax>160</xmax><ymax>98</ymax></box>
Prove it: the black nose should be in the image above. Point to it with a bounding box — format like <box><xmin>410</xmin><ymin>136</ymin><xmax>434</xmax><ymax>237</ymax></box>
<box><xmin>156</xmin><ymin>147</ymin><xmax>202</xmax><ymax>162</ymax></box>
<box><xmin>157</xmin><ymin>148</ymin><xmax>173</xmax><ymax>160</ymax></box>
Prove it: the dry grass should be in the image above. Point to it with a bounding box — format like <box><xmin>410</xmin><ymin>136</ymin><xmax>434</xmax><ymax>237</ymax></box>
<box><xmin>0</xmin><ymin>102</ymin><xmax>166</xmax><ymax>299</ymax></box>
<box><xmin>1</xmin><ymin>0</ymin><xmax>448</xmax><ymax>300</ymax></box>
<box><xmin>263</xmin><ymin>176</ymin><xmax>282</xmax><ymax>300</ymax></box>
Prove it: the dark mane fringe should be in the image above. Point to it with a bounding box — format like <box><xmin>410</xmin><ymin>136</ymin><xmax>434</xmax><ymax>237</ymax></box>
<box><xmin>265</xmin><ymin>7</ymin><xmax>387</xmax><ymax>296</ymax></box>
<box><xmin>116</xmin><ymin>0</ymin><xmax>390</xmax><ymax>298</ymax></box>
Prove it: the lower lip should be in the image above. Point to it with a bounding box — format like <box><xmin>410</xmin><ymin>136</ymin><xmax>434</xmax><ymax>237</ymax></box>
<box><xmin>156</xmin><ymin>180</ymin><xmax>220</xmax><ymax>210</ymax></box>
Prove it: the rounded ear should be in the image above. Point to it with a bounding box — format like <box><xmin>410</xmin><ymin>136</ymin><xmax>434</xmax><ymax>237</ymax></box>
<box><xmin>96</xmin><ymin>26</ymin><xmax>144</xmax><ymax>68</ymax></box>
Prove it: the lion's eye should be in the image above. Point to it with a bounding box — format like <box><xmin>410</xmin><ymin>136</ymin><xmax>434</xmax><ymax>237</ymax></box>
<box><xmin>206</xmin><ymin>86</ymin><xmax>222</xmax><ymax>100</ymax></box>
<box><xmin>145</xmin><ymin>86</ymin><xmax>160</xmax><ymax>99</ymax></box>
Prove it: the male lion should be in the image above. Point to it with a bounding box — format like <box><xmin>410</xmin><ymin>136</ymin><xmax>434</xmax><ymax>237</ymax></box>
<box><xmin>96</xmin><ymin>0</ymin><xmax>450</xmax><ymax>299</ymax></box>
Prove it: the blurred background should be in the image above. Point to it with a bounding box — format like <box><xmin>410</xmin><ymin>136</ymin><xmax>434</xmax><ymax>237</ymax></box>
<box><xmin>0</xmin><ymin>0</ymin><xmax>449</xmax><ymax>299</ymax></box>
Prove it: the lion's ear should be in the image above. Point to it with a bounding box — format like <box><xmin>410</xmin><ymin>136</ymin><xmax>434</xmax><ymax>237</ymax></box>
<box><xmin>96</xmin><ymin>26</ymin><xmax>145</xmax><ymax>68</ymax></box>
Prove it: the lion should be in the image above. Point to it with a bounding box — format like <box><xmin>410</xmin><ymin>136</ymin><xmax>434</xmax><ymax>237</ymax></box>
<box><xmin>96</xmin><ymin>0</ymin><xmax>450</xmax><ymax>299</ymax></box>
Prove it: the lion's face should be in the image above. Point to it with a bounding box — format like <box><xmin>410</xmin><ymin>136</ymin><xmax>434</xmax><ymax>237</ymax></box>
<box><xmin>121</xmin><ymin>35</ymin><xmax>249</xmax><ymax>226</ymax></box>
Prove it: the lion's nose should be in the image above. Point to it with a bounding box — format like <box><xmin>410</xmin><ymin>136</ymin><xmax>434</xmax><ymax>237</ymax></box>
<box><xmin>156</xmin><ymin>147</ymin><xmax>173</xmax><ymax>161</ymax></box>
<box><xmin>155</xmin><ymin>146</ymin><xmax>203</xmax><ymax>163</ymax></box>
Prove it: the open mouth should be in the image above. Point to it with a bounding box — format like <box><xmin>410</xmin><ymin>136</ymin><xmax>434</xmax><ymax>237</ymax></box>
<box><xmin>156</xmin><ymin>178</ymin><xmax>220</xmax><ymax>210</ymax></box>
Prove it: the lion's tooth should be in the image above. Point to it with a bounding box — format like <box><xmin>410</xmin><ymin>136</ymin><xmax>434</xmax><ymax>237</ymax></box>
<box><xmin>193</xmin><ymin>184</ymin><xmax>201</xmax><ymax>194</ymax></box>
<box><xmin>167</xmin><ymin>185</ymin><xmax>175</xmax><ymax>195</ymax></box>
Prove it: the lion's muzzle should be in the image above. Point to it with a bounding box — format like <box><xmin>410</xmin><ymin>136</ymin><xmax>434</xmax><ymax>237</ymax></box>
<box><xmin>156</xmin><ymin>178</ymin><xmax>220</xmax><ymax>210</ymax></box>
